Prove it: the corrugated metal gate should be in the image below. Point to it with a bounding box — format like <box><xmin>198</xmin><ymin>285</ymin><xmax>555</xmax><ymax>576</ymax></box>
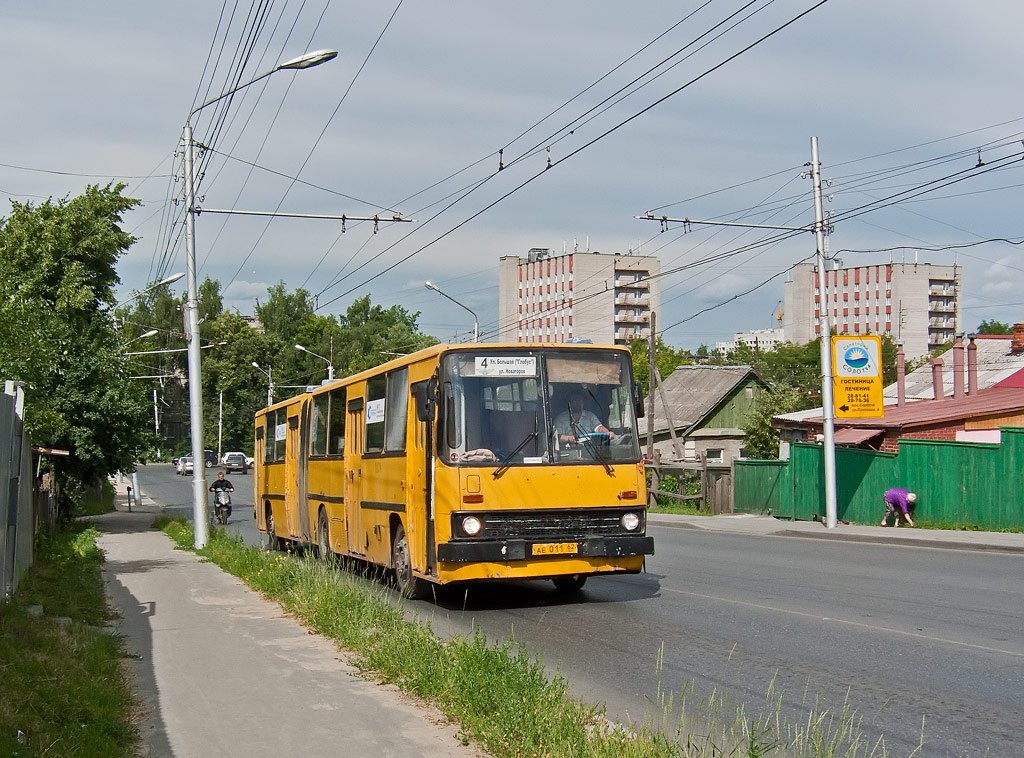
<box><xmin>1</xmin><ymin>382</ymin><xmax>33</xmax><ymax>598</ymax></box>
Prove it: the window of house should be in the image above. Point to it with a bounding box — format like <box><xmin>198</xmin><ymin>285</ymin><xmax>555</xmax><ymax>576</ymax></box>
<box><xmin>706</xmin><ymin>448</ymin><xmax>724</xmax><ymax>463</ymax></box>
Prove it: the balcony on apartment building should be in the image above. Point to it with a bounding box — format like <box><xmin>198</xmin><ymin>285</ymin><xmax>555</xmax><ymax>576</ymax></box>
<box><xmin>614</xmin><ymin>294</ymin><xmax>650</xmax><ymax>307</ymax></box>
<box><xmin>613</xmin><ymin>278</ymin><xmax>650</xmax><ymax>290</ymax></box>
<box><xmin>614</xmin><ymin>311</ymin><xmax>650</xmax><ymax>324</ymax></box>
<box><xmin>929</xmin><ymin>317</ymin><xmax>955</xmax><ymax>328</ymax></box>
<box><xmin>929</xmin><ymin>284</ymin><xmax>957</xmax><ymax>295</ymax></box>
<box><xmin>928</xmin><ymin>301</ymin><xmax>956</xmax><ymax>313</ymax></box>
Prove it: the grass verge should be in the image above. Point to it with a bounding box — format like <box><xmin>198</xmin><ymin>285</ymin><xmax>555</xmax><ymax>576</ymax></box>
<box><xmin>156</xmin><ymin>518</ymin><xmax>901</xmax><ymax>757</ymax></box>
<box><xmin>0</xmin><ymin>523</ymin><xmax>137</xmax><ymax>757</ymax></box>
<box><xmin>77</xmin><ymin>480</ymin><xmax>116</xmax><ymax>517</ymax></box>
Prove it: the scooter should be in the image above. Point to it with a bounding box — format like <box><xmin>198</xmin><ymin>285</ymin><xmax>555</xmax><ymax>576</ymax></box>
<box><xmin>213</xmin><ymin>489</ymin><xmax>233</xmax><ymax>524</ymax></box>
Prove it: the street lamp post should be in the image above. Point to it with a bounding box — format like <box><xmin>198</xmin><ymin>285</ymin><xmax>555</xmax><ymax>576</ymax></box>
<box><xmin>425</xmin><ymin>281</ymin><xmax>478</xmax><ymax>342</ymax></box>
<box><xmin>122</xmin><ymin>328</ymin><xmax>159</xmax><ymax>347</ymax></box>
<box><xmin>183</xmin><ymin>49</ymin><xmax>336</xmax><ymax>547</ymax></box>
<box><xmin>295</xmin><ymin>343</ymin><xmax>334</xmax><ymax>381</ymax></box>
<box><xmin>252</xmin><ymin>362</ymin><xmax>274</xmax><ymax>407</ymax></box>
<box><xmin>113</xmin><ymin>272</ymin><xmax>185</xmax><ymax>310</ymax></box>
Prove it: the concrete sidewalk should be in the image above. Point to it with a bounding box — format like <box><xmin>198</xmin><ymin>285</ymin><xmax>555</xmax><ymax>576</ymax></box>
<box><xmin>95</xmin><ymin>482</ymin><xmax>480</xmax><ymax>758</ymax></box>
<box><xmin>648</xmin><ymin>511</ymin><xmax>1024</xmax><ymax>553</ymax></box>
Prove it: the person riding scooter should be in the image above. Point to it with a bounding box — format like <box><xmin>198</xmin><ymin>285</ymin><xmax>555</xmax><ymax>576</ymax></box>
<box><xmin>209</xmin><ymin>472</ymin><xmax>234</xmax><ymax>522</ymax></box>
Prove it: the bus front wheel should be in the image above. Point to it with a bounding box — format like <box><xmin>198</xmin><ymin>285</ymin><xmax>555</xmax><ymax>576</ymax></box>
<box><xmin>392</xmin><ymin>524</ymin><xmax>428</xmax><ymax>600</ymax></box>
<box><xmin>553</xmin><ymin>574</ymin><xmax>587</xmax><ymax>593</ymax></box>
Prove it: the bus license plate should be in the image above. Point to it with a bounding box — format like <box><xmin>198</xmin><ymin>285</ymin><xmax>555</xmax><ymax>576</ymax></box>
<box><xmin>532</xmin><ymin>542</ymin><xmax>578</xmax><ymax>556</ymax></box>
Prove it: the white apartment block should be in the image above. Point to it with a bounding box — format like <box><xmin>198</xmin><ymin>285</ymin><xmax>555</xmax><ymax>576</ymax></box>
<box><xmin>715</xmin><ymin>328</ymin><xmax>785</xmax><ymax>354</ymax></box>
<box><xmin>783</xmin><ymin>262</ymin><xmax>961</xmax><ymax>357</ymax></box>
<box><xmin>498</xmin><ymin>248</ymin><xmax>661</xmax><ymax>345</ymax></box>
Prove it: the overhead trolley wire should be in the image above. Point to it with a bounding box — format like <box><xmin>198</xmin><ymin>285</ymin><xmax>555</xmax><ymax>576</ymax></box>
<box><xmin>313</xmin><ymin>0</ymin><xmax>834</xmax><ymax>313</ymax></box>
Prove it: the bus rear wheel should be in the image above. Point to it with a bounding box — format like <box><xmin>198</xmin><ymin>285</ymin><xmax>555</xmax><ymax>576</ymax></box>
<box><xmin>317</xmin><ymin>510</ymin><xmax>333</xmax><ymax>563</ymax></box>
<box><xmin>392</xmin><ymin>524</ymin><xmax>427</xmax><ymax>600</ymax></box>
<box><xmin>265</xmin><ymin>504</ymin><xmax>281</xmax><ymax>551</ymax></box>
<box><xmin>553</xmin><ymin>574</ymin><xmax>587</xmax><ymax>593</ymax></box>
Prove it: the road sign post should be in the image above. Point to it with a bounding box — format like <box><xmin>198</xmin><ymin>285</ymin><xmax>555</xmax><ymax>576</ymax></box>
<box><xmin>832</xmin><ymin>336</ymin><xmax>884</xmax><ymax>419</ymax></box>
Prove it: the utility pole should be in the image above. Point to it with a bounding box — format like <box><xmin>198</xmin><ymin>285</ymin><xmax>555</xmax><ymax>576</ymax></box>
<box><xmin>153</xmin><ymin>388</ymin><xmax>160</xmax><ymax>459</ymax></box>
<box><xmin>635</xmin><ymin>136</ymin><xmax>839</xmax><ymax>528</ymax></box>
<box><xmin>646</xmin><ymin>311</ymin><xmax>657</xmax><ymax>461</ymax></box>
<box><xmin>810</xmin><ymin>136</ymin><xmax>838</xmax><ymax>529</ymax></box>
<box><xmin>217</xmin><ymin>391</ymin><xmax>223</xmax><ymax>464</ymax></box>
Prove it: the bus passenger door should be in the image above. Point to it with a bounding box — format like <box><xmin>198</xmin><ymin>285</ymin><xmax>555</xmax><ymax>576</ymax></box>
<box><xmin>344</xmin><ymin>396</ymin><xmax>365</xmax><ymax>556</ymax></box>
<box><xmin>284</xmin><ymin>411</ymin><xmax>302</xmax><ymax>537</ymax></box>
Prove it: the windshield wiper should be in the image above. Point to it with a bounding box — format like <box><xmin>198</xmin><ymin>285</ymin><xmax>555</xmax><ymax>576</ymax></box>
<box><xmin>492</xmin><ymin>432</ymin><xmax>538</xmax><ymax>479</ymax></box>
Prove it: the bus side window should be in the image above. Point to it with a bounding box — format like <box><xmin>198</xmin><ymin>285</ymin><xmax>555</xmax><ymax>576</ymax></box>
<box><xmin>385</xmin><ymin>367</ymin><xmax>409</xmax><ymax>453</ymax></box>
<box><xmin>328</xmin><ymin>387</ymin><xmax>346</xmax><ymax>456</ymax></box>
<box><xmin>311</xmin><ymin>395</ymin><xmax>328</xmax><ymax>457</ymax></box>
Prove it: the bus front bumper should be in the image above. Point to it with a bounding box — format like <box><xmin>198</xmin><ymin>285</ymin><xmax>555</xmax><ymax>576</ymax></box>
<box><xmin>436</xmin><ymin>535</ymin><xmax>654</xmax><ymax>563</ymax></box>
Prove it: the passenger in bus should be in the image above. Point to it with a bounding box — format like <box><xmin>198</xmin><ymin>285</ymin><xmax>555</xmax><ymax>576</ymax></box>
<box><xmin>554</xmin><ymin>393</ymin><xmax>616</xmax><ymax>446</ymax></box>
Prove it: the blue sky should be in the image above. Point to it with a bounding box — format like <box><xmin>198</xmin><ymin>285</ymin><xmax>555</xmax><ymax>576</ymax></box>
<box><xmin>3</xmin><ymin>1</ymin><xmax>1024</xmax><ymax>349</ymax></box>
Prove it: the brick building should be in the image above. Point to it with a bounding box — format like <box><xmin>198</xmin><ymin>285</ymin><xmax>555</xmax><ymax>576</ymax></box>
<box><xmin>783</xmin><ymin>261</ymin><xmax>961</xmax><ymax>357</ymax></box>
<box><xmin>497</xmin><ymin>248</ymin><xmax>660</xmax><ymax>345</ymax></box>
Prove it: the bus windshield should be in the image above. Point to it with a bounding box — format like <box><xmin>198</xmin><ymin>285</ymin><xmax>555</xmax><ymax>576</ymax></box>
<box><xmin>439</xmin><ymin>349</ymin><xmax>641</xmax><ymax>467</ymax></box>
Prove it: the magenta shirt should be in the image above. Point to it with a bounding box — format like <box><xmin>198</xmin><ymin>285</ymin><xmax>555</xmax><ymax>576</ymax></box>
<box><xmin>884</xmin><ymin>488</ymin><xmax>913</xmax><ymax>514</ymax></box>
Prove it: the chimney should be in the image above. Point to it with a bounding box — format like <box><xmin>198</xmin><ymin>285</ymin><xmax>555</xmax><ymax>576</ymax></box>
<box><xmin>952</xmin><ymin>334</ymin><xmax>965</xmax><ymax>399</ymax></box>
<box><xmin>930</xmin><ymin>357</ymin><xmax>945</xmax><ymax>400</ymax></box>
<box><xmin>1012</xmin><ymin>323</ymin><xmax>1024</xmax><ymax>354</ymax></box>
<box><xmin>896</xmin><ymin>342</ymin><xmax>906</xmax><ymax>407</ymax></box>
<box><xmin>967</xmin><ymin>334</ymin><xmax>978</xmax><ymax>394</ymax></box>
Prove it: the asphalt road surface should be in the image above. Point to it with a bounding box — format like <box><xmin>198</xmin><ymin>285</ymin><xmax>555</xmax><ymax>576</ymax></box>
<box><xmin>135</xmin><ymin>464</ymin><xmax>1023</xmax><ymax>757</ymax></box>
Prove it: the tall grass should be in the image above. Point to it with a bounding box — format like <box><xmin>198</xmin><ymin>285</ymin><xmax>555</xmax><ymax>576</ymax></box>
<box><xmin>0</xmin><ymin>523</ymin><xmax>136</xmax><ymax>757</ymax></box>
<box><xmin>158</xmin><ymin>519</ymin><xmax>925</xmax><ymax>757</ymax></box>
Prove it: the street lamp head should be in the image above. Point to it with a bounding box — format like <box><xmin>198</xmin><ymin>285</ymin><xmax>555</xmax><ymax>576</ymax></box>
<box><xmin>140</xmin><ymin>329</ymin><xmax>159</xmax><ymax>339</ymax></box>
<box><xmin>424</xmin><ymin>281</ymin><xmax>439</xmax><ymax>292</ymax></box>
<box><xmin>157</xmin><ymin>272</ymin><xmax>185</xmax><ymax>287</ymax></box>
<box><xmin>295</xmin><ymin>343</ymin><xmax>308</xmax><ymax>353</ymax></box>
<box><xmin>251</xmin><ymin>361</ymin><xmax>261</xmax><ymax>369</ymax></box>
<box><xmin>277</xmin><ymin>49</ymin><xmax>338</xmax><ymax>71</ymax></box>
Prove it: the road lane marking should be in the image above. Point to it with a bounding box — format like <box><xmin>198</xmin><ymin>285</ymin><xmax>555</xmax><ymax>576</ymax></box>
<box><xmin>660</xmin><ymin>585</ymin><xmax>1024</xmax><ymax>658</ymax></box>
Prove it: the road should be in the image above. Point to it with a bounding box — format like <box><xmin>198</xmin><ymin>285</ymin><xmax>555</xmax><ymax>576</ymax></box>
<box><xmin>135</xmin><ymin>464</ymin><xmax>1023</xmax><ymax>757</ymax></box>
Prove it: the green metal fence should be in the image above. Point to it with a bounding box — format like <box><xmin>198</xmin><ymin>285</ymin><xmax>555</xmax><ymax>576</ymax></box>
<box><xmin>734</xmin><ymin>427</ymin><xmax>1024</xmax><ymax>529</ymax></box>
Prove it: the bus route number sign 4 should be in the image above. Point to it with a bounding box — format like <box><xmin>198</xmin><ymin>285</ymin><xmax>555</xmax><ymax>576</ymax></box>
<box><xmin>532</xmin><ymin>542</ymin><xmax>578</xmax><ymax>556</ymax></box>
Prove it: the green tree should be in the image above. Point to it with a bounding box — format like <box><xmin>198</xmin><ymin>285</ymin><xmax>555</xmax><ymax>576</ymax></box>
<box><xmin>0</xmin><ymin>185</ymin><xmax>152</xmax><ymax>510</ymax></box>
<box><xmin>741</xmin><ymin>383</ymin><xmax>804</xmax><ymax>459</ymax></box>
<box><xmin>977</xmin><ymin>319</ymin><xmax>1011</xmax><ymax>335</ymax></box>
<box><xmin>629</xmin><ymin>337</ymin><xmax>692</xmax><ymax>395</ymax></box>
<box><xmin>256</xmin><ymin>282</ymin><xmax>313</xmax><ymax>345</ymax></box>
<box><xmin>335</xmin><ymin>295</ymin><xmax>436</xmax><ymax>375</ymax></box>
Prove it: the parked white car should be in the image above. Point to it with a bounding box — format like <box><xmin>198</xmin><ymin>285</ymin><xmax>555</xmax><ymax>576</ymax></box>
<box><xmin>176</xmin><ymin>456</ymin><xmax>194</xmax><ymax>475</ymax></box>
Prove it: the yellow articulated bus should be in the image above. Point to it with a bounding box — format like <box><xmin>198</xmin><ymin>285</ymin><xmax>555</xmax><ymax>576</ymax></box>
<box><xmin>253</xmin><ymin>342</ymin><xmax>653</xmax><ymax>598</ymax></box>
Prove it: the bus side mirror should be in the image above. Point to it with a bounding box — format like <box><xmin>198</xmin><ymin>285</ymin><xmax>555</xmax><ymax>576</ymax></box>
<box><xmin>633</xmin><ymin>383</ymin><xmax>646</xmax><ymax>419</ymax></box>
<box><xmin>413</xmin><ymin>378</ymin><xmax>436</xmax><ymax>422</ymax></box>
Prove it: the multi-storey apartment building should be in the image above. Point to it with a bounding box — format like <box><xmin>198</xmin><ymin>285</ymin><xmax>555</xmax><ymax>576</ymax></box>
<box><xmin>715</xmin><ymin>328</ymin><xmax>786</xmax><ymax>354</ymax></box>
<box><xmin>783</xmin><ymin>262</ymin><xmax>961</xmax><ymax>357</ymax></box>
<box><xmin>497</xmin><ymin>248</ymin><xmax>661</xmax><ymax>345</ymax></box>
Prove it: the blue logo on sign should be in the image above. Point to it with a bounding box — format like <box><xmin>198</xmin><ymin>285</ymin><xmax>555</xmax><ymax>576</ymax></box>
<box><xmin>844</xmin><ymin>347</ymin><xmax>870</xmax><ymax>369</ymax></box>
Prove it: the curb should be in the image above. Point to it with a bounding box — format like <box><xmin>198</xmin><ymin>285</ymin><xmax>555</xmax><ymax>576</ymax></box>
<box><xmin>773</xmin><ymin>529</ymin><xmax>1024</xmax><ymax>554</ymax></box>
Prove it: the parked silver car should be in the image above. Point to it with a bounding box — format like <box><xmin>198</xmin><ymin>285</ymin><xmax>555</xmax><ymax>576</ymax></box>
<box><xmin>176</xmin><ymin>456</ymin><xmax>194</xmax><ymax>475</ymax></box>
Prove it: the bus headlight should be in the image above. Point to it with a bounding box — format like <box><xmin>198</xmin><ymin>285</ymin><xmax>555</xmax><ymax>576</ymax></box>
<box><xmin>461</xmin><ymin>516</ymin><xmax>483</xmax><ymax>537</ymax></box>
<box><xmin>621</xmin><ymin>512</ymin><xmax>641</xmax><ymax>531</ymax></box>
